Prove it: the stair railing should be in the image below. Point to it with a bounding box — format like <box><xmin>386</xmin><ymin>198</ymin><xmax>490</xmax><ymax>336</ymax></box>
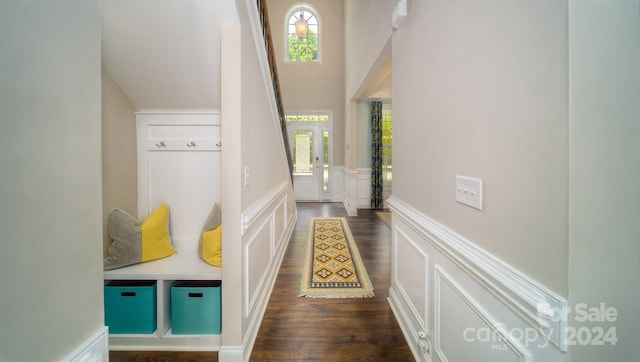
<box><xmin>256</xmin><ymin>0</ymin><xmax>294</xmax><ymax>181</ymax></box>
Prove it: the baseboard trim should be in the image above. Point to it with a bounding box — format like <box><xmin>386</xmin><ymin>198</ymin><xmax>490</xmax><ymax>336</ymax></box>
<box><xmin>218</xmin><ymin>346</ymin><xmax>244</xmax><ymax>362</ymax></box>
<box><xmin>388</xmin><ymin>293</ymin><xmax>430</xmax><ymax>362</ymax></box>
<box><xmin>62</xmin><ymin>326</ymin><xmax>109</xmax><ymax>362</ymax></box>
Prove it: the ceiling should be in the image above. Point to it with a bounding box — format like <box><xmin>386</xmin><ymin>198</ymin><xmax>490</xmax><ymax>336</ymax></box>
<box><xmin>101</xmin><ymin>0</ymin><xmax>239</xmax><ymax>111</ymax></box>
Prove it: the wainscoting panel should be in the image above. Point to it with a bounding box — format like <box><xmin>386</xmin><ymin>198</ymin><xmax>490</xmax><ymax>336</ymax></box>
<box><xmin>273</xmin><ymin>196</ymin><xmax>287</xmax><ymax>254</ymax></box>
<box><xmin>394</xmin><ymin>226</ymin><xmax>429</xmax><ymax>330</ymax></box>
<box><xmin>434</xmin><ymin>266</ymin><xmax>528</xmax><ymax>362</ymax></box>
<box><xmin>356</xmin><ymin>168</ymin><xmax>371</xmax><ymax>209</ymax></box>
<box><xmin>343</xmin><ymin>170</ymin><xmax>358</xmax><ymax>216</ymax></box>
<box><xmin>245</xmin><ymin>217</ymin><xmax>272</xmax><ymax>318</ymax></box>
<box><xmin>387</xmin><ymin>196</ymin><xmax>567</xmax><ymax>362</ymax></box>
<box><xmin>239</xmin><ymin>181</ymin><xmax>296</xmax><ymax>358</ymax></box>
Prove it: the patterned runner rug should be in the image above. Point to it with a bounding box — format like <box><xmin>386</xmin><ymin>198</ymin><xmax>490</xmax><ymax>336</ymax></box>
<box><xmin>299</xmin><ymin>217</ymin><xmax>374</xmax><ymax>298</ymax></box>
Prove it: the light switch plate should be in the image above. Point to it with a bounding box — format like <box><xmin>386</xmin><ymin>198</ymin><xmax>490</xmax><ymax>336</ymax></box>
<box><xmin>456</xmin><ymin>176</ymin><xmax>483</xmax><ymax>210</ymax></box>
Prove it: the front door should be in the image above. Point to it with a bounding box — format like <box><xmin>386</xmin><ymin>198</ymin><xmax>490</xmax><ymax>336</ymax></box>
<box><xmin>289</xmin><ymin>124</ymin><xmax>330</xmax><ymax>201</ymax></box>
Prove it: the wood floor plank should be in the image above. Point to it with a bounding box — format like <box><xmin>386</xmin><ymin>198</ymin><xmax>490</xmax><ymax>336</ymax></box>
<box><xmin>250</xmin><ymin>203</ymin><xmax>413</xmax><ymax>361</ymax></box>
<box><xmin>110</xmin><ymin>203</ymin><xmax>413</xmax><ymax>361</ymax></box>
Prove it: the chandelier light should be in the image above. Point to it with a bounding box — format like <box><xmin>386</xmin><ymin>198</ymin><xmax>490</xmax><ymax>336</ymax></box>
<box><xmin>294</xmin><ymin>11</ymin><xmax>308</xmax><ymax>38</ymax></box>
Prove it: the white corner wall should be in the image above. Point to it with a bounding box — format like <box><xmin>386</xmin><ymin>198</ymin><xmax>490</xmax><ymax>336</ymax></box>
<box><xmin>344</xmin><ymin>0</ymin><xmax>396</xmax><ymax>101</ymax></box>
<box><xmin>219</xmin><ymin>1</ymin><xmax>297</xmax><ymax>360</ymax></box>
<box><xmin>568</xmin><ymin>1</ymin><xmax>640</xmax><ymax>361</ymax></box>
<box><xmin>220</xmin><ymin>20</ymin><xmax>245</xmax><ymax>360</ymax></box>
<box><xmin>0</xmin><ymin>1</ymin><xmax>105</xmax><ymax>360</ymax></box>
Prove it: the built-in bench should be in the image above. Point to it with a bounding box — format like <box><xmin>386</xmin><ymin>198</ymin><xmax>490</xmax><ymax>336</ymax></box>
<box><xmin>104</xmin><ymin>252</ymin><xmax>222</xmax><ymax>351</ymax></box>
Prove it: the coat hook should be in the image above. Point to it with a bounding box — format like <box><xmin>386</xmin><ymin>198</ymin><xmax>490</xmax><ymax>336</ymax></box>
<box><xmin>187</xmin><ymin>141</ymin><xmax>196</xmax><ymax>147</ymax></box>
<box><xmin>156</xmin><ymin>141</ymin><xmax>166</xmax><ymax>148</ymax></box>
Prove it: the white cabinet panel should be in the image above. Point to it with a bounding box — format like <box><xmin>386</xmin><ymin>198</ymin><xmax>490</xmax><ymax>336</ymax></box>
<box><xmin>137</xmin><ymin>113</ymin><xmax>221</xmax><ymax>252</ymax></box>
<box><xmin>147</xmin><ymin>150</ymin><xmax>219</xmax><ymax>250</ymax></box>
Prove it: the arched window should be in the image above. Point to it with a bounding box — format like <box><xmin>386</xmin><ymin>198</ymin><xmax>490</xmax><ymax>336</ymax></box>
<box><xmin>284</xmin><ymin>3</ymin><xmax>320</xmax><ymax>62</ymax></box>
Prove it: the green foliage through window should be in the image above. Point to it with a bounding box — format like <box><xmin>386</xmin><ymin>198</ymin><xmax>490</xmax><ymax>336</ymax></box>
<box><xmin>286</xmin><ymin>113</ymin><xmax>328</xmax><ymax>122</ymax></box>
<box><xmin>288</xmin><ymin>31</ymin><xmax>319</xmax><ymax>61</ymax></box>
<box><xmin>382</xmin><ymin>108</ymin><xmax>393</xmax><ymax>181</ymax></box>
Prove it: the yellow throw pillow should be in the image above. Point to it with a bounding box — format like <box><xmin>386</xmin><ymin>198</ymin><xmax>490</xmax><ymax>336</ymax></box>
<box><xmin>198</xmin><ymin>203</ymin><xmax>222</xmax><ymax>267</ymax></box>
<box><xmin>141</xmin><ymin>203</ymin><xmax>177</xmax><ymax>262</ymax></box>
<box><xmin>104</xmin><ymin>203</ymin><xmax>177</xmax><ymax>270</ymax></box>
<box><xmin>201</xmin><ymin>224</ymin><xmax>222</xmax><ymax>267</ymax></box>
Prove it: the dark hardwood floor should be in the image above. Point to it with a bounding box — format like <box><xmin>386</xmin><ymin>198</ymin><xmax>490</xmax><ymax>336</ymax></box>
<box><xmin>111</xmin><ymin>202</ymin><xmax>413</xmax><ymax>361</ymax></box>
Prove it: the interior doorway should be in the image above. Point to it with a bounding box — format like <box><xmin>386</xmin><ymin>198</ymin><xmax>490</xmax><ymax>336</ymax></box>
<box><xmin>286</xmin><ymin>112</ymin><xmax>332</xmax><ymax>201</ymax></box>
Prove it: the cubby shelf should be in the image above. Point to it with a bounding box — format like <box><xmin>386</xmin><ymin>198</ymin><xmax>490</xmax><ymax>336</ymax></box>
<box><xmin>104</xmin><ymin>252</ymin><xmax>222</xmax><ymax>351</ymax></box>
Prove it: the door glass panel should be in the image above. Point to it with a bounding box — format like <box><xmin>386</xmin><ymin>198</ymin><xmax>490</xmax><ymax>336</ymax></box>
<box><xmin>285</xmin><ymin>112</ymin><xmax>329</xmax><ymax>122</ymax></box>
<box><xmin>293</xmin><ymin>130</ymin><xmax>314</xmax><ymax>175</ymax></box>
<box><xmin>323</xmin><ymin>130</ymin><xmax>329</xmax><ymax>192</ymax></box>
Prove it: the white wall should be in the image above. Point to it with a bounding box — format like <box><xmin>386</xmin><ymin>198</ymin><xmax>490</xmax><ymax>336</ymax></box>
<box><xmin>568</xmin><ymin>1</ymin><xmax>640</xmax><ymax>361</ymax></box>
<box><xmin>390</xmin><ymin>0</ymin><xmax>569</xmax><ymax>356</ymax></box>
<box><xmin>355</xmin><ymin>99</ymin><xmax>373</xmax><ymax>207</ymax></box>
<box><xmin>392</xmin><ymin>0</ymin><xmax>569</xmax><ymax>296</ymax></box>
<box><xmin>344</xmin><ymin>0</ymin><xmax>396</xmax><ymax>102</ymax></box>
<box><xmin>239</xmin><ymin>1</ymin><xmax>293</xmax><ymax>211</ymax></box>
<box><xmin>101</xmin><ymin>69</ymin><xmax>137</xmax><ymax>256</ymax></box>
<box><xmin>344</xmin><ymin>1</ymin><xmax>395</xmax><ymax>170</ymax></box>
<box><xmin>266</xmin><ymin>0</ymin><xmax>346</xmax><ymax>166</ymax></box>
<box><xmin>346</xmin><ymin>0</ymin><xmax>571</xmax><ymax>360</ymax></box>
<box><xmin>0</xmin><ymin>1</ymin><xmax>104</xmax><ymax>360</ymax></box>
<box><xmin>355</xmin><ymin>101</ymin><xmax>372</xmax><ymax>168</ymax></box>
<box><xmin>346</xmin><ymin>1</ymin><xmax>640</xmax><ymax>361</ymax></box>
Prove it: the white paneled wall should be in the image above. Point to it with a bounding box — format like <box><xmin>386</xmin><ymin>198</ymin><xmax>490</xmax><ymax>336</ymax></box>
<box><xmin>343</xmin><ymin>170</ymin><xmax>359</xmax><ymax>216</ymax></box>
<box><xmin>387</xmin><ymin>196</ymin><xmax>568</xmax><ymax>362</ymax></box>
<box><xmin>356</xmin><ymin>168</ymin><xmax>372</xmax><ymax>209</ymax></box>
<box><xmin>331</xmin><ymin>166</ymin><xmax>345</xmax><ymax>202</ymax></box>
<box><xmin>240</xmin><ymin>181</ymin><xmax>296</xmax><ymax>353</ymax></box>
<box><xmin>136</xmin><ymin>112</ymin><xmax>221</xmax><ymax>252</ymax></box>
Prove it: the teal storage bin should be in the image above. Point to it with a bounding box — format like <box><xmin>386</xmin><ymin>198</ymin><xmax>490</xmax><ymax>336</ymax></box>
<box><xmin>104</xmin><ymin>281</ymin><xmax>157</xmax><ymax>334</ymax></box>
<box><xmin>171</xmin><ymin>280</ymin><xmax>221</xmax><ymax>335</ymax></box>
